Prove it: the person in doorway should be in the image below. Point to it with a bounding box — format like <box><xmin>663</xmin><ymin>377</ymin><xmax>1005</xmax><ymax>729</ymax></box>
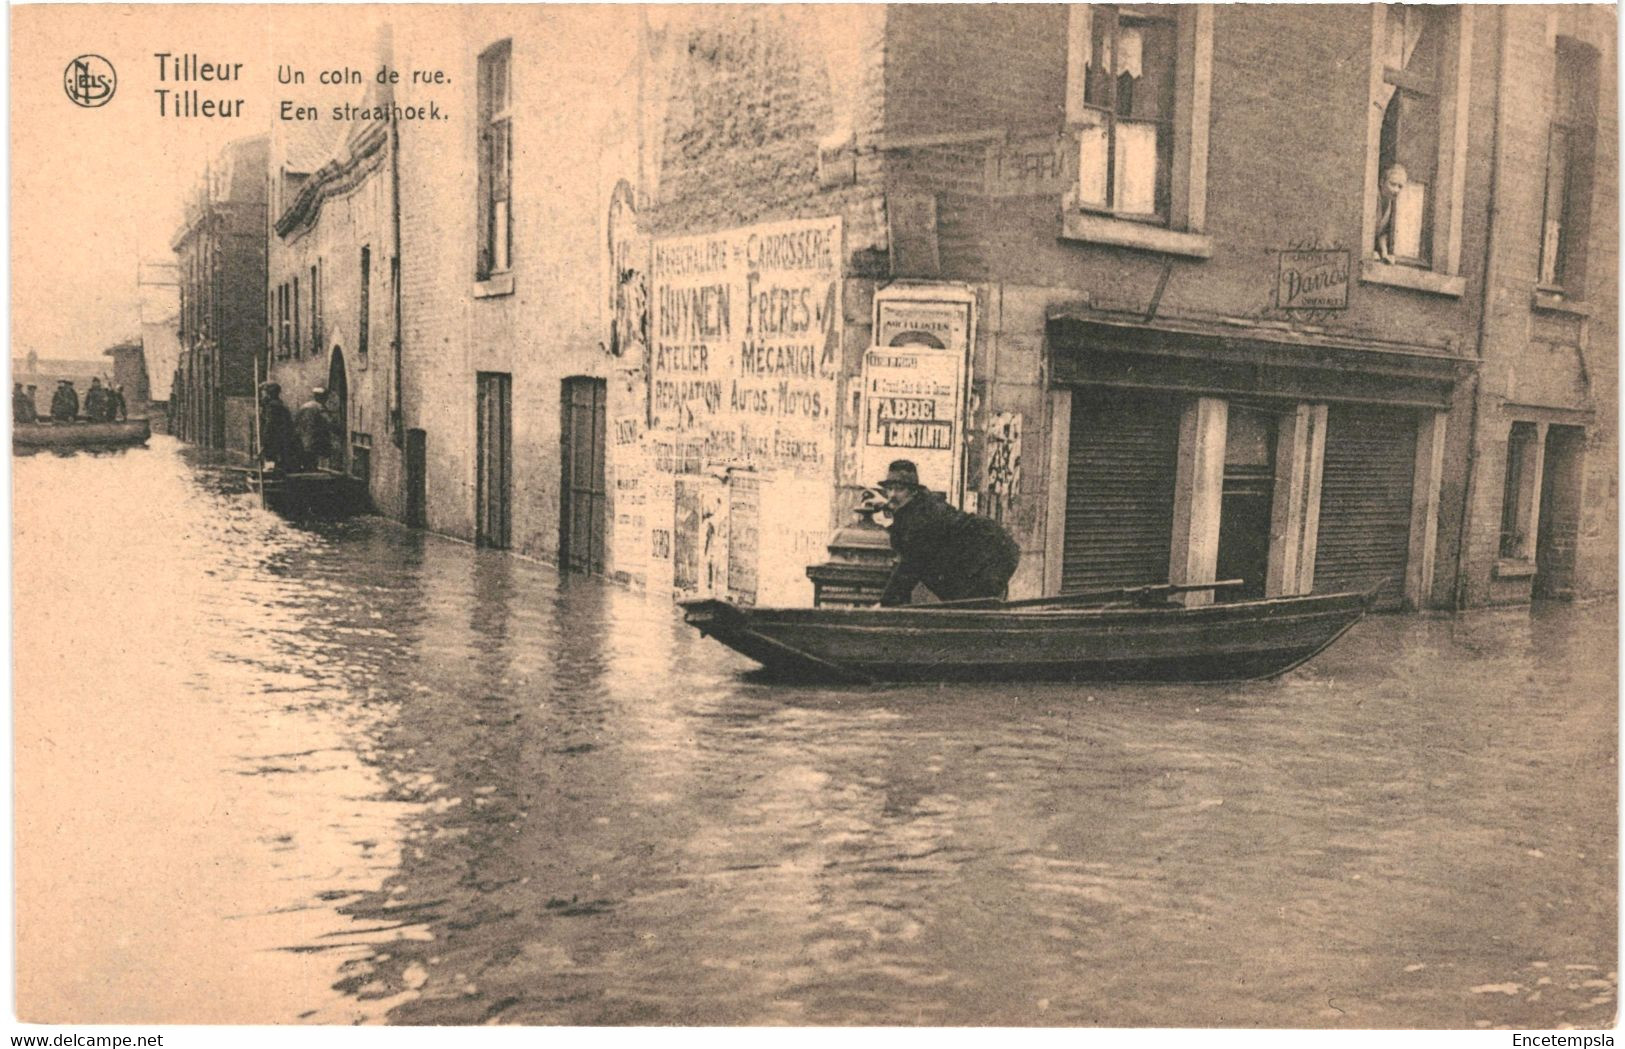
<box><xmin>50</xmin><ymin>380</ymin><xmax>78</xmax><ymax>423</ymax></box>
<box><xmin>13</xmin><ymin>383</ymin><xmax>36</xmax><ymax>424</ymax></box>
<box><xmin>259</xmin><ymin>382</ymin><xmax>297</xmax><ymax>473</ymax></box>
<box><xmin>294</xmin><ymin>386</ymin><xmax>334</xmax><ymax>471</ymax></box>
<box><xmin>869</xmin><ymin>459</ymin><xmax>1021</xmax><ymax>607</ymax></box>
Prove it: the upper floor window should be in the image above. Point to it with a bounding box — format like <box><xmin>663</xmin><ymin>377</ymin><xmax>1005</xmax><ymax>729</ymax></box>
<box><xmin>277</xmin><ymin>282</ymin><xmax>291</xmax><ymax>359</ymax></box>
<box><xmin>1539</xmin><ymin>37</ymin><xmax>1598</xmax><ymax>295</ymax></box>
<box><xmin>1075</xmin><ymin>5</ymin><xmax>1176</xmax><ymax>221</ymax></box>
<box><xmin>477</xmin><ymin>40</ymin><xmax>513</xmax><ymax>279</ymax></box>
<box><xmin>310</xmin><ymin>262</ymin><xmax>321</xmax><ymax>351</ymax></box>
<box><xmin>1063</xmin><ymin>5</ymin><xmax>1213</xmax><ymax>257</ymax></box>
<box><xmin>1375</xmin><ymin>4</ymin><xmax>1443</xmax><ymax>264</ymax></box>
<box><xmin>1363</xmin><ymin>5</ymin><xmax>1471</xmax><ymax>295</ymax></box>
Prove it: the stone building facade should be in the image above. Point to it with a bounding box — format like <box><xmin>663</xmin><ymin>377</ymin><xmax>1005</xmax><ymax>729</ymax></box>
<box><xmin>267</xmin><ymin>74</ymin><xmax>400</xmax><ymax>509</ymax></box>
<box><xmin>1452</xmin><ymin>5</ymin><xmax>1617</xmax><ymax>605</ymax></box>
<box><xmin>172</xmin><ymin>134</ymin><xmax>268</xmax><ymax>455</ymax></box>
<box><xmin>356</xmin><ymin>5</ymin><xmax>1613</xmax><ymax>610</ymax></box>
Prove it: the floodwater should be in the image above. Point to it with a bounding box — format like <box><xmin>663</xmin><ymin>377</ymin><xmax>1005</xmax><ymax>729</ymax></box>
<box><xmin>13</xmin><ymin>437</ymin><xmax>1618</xmax><ymax>1028</ymax></box>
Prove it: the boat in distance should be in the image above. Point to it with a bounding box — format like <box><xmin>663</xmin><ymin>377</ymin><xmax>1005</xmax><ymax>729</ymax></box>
<box><xmin>13</xmin><ymin>418</ymin><xmax>151</xmax><ymax>452</ymax></box>
<box><xmin>679</xmin><ymin>581</ymin><xmax>1384</xmax><ymax>684</ymax></box>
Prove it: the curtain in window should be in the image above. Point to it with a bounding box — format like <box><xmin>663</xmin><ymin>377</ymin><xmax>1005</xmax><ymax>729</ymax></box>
<box><xmin>1074</xmin><ymin>5</ymin><xmax>1174</xmax><ymax>220</ymax></box>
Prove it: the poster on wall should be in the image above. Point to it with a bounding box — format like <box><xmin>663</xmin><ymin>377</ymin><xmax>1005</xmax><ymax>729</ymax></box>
<box><xmin>858</xmin><ymin>348</ymin><xmax>965</xmax><ymax>496</ymax></box>
<box><xmin>648</xmin><ymin>216</ymin><xmax>843</xmax><ymax>479</ymax></box>
<box><xmin>725</xmin><ymin>471</ymin><xmax>761</xmax><ymax>605</ymax></box>
<box><xmin>874</xmin><ymin>289</ymin><xmax>973</xmax><ymax>355</ymax></box>
<box><xmin>606</xmin><ymin>369</ymin><xmax>649</xmax><ymax>586</ymax></box>
<box><xmin>862</xmin><ymin>286</ymin><xmax>976</xmax><ymax>503</ymax></box>
<box><xmin>755</xmin><ymin>474</ymin><xmax>829</xmax><ymax>607</ymax></box>
<box><xmin>606</xmin><ymin>179</ymin><xmax>650</xmax><ymax>361</ymax></box>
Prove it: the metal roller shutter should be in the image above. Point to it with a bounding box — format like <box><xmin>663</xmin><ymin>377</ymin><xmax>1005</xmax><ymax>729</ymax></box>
<box><xmin>1062</xmin><ymin>394</ymin><xmax>1180</xmax><ymax>593</ymax></box>
<box><xmin>1314</xmin><ymin>404</ymin><xmax>1417</xmax><ymax>608</ymax></box>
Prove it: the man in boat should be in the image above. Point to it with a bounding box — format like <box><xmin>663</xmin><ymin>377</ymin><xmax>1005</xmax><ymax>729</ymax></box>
<box><xmin>259</xmin><ymin>382</ymin><xmax>297</xmax><ymax>474</ymax></box>
<box><xmin>13</xmin><ymin>383</ymin><xmax>36</xmax><ymax>424</ymax></box>
<box><xmin>294</xmin><ymin>386</ymin><xmax>334</xmax><ymax>471</ymax></box>
<box><xmin>50</xmin><ymin>380</ymin><xmax>78</xmax><ymax>423</ymax></box>
<box><xmin>112</xmin><ymin>385</ymin><xmax>128</xmax><ymax>421</ymax></box>
<box><xmin>869</xmin><ymin>459</ymin><xmax>1021</xmax><ymax>607</ymax></box>
<box><xmin>83</xmin><ymin>378</ymin><xmax>110</xmax><ymax>422</ymax></box>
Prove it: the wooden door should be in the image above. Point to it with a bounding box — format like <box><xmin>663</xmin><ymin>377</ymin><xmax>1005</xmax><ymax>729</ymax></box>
<box><xmin>1535</xmin><ymin>425</ymin><xmax>1586</xmax><ymax>600</ymax></box>
<box><xmin>475</xmin><ymin>372</ymin><xmax>512</xmax><ymax>549</ymax></box>
<box><xmin>405</xmin><ymin>428</ymin><xmax>427</xmax><ymax>529</ymax></box>
<box><xmin>560</xmin><ymin>377</ymin><xmax>607</xmax><ymax>573</ymax></box>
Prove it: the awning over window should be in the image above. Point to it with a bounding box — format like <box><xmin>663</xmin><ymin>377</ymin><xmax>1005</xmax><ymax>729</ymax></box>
<box><xmin>1047</xmin><ymin>309</ymin><xmax>1475</xmax><ymax>410</ymax></box>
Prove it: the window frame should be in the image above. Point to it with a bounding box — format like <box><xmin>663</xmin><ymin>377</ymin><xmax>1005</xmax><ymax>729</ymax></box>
<box><xmin>476</xmin><ymin>39</ymin><xmax>514</xmax><ymax>282</ymax></box>
<box><xmin>1360</xmin><ymin>4</ymin><xmax>1472</xmax><ymax>297</ymax></box>
<box><xmin>1537</xmin><ymin>36</ymin><xmax>1598</xmax><ymax>298</ymax></box>
<box><xmin>359</xmin><ymin>245</ymin><xmax>371</xmax><ymax>361</ymax></box>
<box><xmin>1062</xmin><ymin>4</ymin><xmax>1213</xmax><ymax>258</ymax></box>
<box><xmin>310</xmin><ymin>261</ymin><xmax>321</xmax><ymax>352</ymax></box>
<box><xmin>1072</xmin><ymin>5</ymin><xmax>1179</xmax><ymax>224</ymax></box>
<box><xmin>1498</xmin><ymin>421</ymin><xmax>1544</xmax><ymax>563</ymax></box>
<box><xmin>277</xmin><ymin>282</ymin><xmax>291</xmax><ymax>360</ymax></box>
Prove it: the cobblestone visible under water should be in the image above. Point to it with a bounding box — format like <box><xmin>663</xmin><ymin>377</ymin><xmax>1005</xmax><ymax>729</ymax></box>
<box><xmin>13</xmin><ymin>437</ymin><xmax>1618</xmax><ymax>1027</ymax></box>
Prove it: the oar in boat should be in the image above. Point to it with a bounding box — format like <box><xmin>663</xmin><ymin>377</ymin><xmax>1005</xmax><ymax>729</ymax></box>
<box><xmin>911</xmin><ymin>579</ymin><xmax>1249</xmax><ymax>611</ymax></box>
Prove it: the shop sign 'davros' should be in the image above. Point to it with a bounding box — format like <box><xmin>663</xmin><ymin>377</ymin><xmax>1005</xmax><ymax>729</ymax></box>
<box><xmin>1276</xmin><ymin>249</ymin><xmax>1351</xmax><ymax>310</ymax></box>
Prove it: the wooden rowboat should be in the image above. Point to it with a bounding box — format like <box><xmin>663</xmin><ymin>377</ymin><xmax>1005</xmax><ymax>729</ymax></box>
<box><xmin>13</xmin><ymin>418</ymin><xmax>150</xmax><ymax>452</ymax></box>
<box><xmin>250</xmin><ymin>468</ymin><xmax>370</xmax><ymax>517</ymax></box>
<box><xmin>679</xmin><ymin>581</ymin><xmax>1384</xmax><ymax>684</ymax></box>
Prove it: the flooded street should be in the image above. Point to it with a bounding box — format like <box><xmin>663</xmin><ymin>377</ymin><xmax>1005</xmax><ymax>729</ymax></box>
<box><xmin>13</xmin><ymin>438</ymin><xmax>1617</xmax><ymax>1028</ymax></box>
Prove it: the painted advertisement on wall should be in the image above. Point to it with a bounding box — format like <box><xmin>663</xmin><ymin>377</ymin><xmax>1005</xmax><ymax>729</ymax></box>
<box><xmin>648</xmin><ymin>216</ymin><xmax>843</xmax><ymax>478</ymax></box>
<box><xmin>861</xmin><ymin>286</ymin><xmax>976</xmax><ymax>503</ymax></box>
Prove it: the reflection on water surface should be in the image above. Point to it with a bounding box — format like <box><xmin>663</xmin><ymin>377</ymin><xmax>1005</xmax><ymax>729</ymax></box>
<box><xmin>12</xmin><ymin>439</ymin><xmax>1617</xmax><ymax>1027</ymax></box>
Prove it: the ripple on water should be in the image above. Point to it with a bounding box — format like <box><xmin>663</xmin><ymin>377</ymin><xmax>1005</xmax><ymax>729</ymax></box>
<box><xmin>14</xmin><ymin>441</ymin><xmax>1615</xmax><ymax>1027</ymax></box>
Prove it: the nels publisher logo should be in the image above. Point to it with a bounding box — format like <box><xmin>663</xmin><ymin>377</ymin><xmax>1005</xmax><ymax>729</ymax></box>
<box><xmin>64</xmin><ymin>55</ymin><xmax>116</xmax><ymax>107</ymax></box>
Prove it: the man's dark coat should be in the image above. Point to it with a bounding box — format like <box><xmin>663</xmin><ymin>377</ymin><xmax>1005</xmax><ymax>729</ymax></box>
<box><xmin>50</xmin><ymin>384</ymin><xmax>78</xmax><ymax>422</ymax></box>
<box><xmin>879</xmin><ymin>491</ymin><xmax>1021</xmax><ymax>606</ymax></box>
<box><xmin>261</xmin><ymin>397</ymin><xmax>297</xmax><ymax>471</ymax></box>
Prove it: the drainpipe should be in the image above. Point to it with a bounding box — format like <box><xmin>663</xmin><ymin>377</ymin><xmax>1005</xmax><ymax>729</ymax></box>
<box><xmin>1453</xmin><ymin>7</ymin><xmax>1511</xmax><ymax>609</ymax></box>
<box><xmin>388</xmin><ymin>25</ymin><xmax>405</xmax><ymax>453</ymax></box>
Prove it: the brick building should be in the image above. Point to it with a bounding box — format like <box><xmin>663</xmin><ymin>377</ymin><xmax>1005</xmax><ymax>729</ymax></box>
<box><xmin>1451</xmin><ymin>5</ymin><xmax>1617</xmax><ymax>604</ymax></box>
<box><xmin>172</xmin><ymin>134</ymin><xmax>268</xmax><ymax>454</ymax></box>
<box><xmin>371</xmin><ymin>5</ymin><xmax>1612</xmax><ymax>610</ymax></box>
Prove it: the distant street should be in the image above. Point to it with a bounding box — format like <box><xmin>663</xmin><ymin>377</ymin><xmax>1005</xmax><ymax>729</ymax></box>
<box><xmin>13</xmin><ymin>438</ymin><xmax>1617</xmax><ymax>1027</ymax></box>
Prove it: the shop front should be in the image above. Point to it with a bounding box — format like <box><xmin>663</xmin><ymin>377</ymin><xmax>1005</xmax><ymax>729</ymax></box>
<box><xmin>1045</xmin><ymin>312</ymin><xmax>1472</xmax><ymax>610</ymax></box>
